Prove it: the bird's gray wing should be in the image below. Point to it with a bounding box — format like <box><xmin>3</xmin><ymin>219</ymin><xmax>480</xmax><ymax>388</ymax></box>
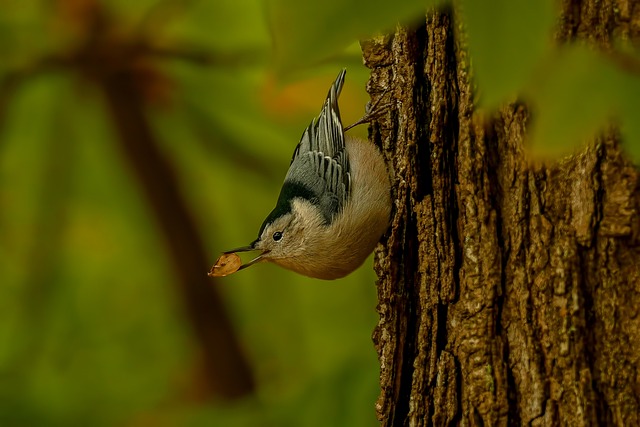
<box><xmin>284</xmin><ymin>69</ymin><xmax>351</xmax><ymax>224</ymax></box>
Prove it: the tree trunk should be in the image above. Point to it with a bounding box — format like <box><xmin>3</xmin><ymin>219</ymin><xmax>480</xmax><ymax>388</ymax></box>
<box><xmin>366</xmin><ymin>1</ymin><xmax>640</xmax><ymax>426</ymax></box>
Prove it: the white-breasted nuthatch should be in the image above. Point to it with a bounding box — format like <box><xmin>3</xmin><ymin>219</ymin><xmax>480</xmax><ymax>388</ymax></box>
<box><xmin>219</xmin><ymin>69</ymin><xmax>391</xmax><ymax>280</ymax></box>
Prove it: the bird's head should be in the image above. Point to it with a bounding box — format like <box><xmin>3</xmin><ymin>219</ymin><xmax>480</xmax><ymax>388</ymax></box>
<box><xmin>225</xmin><ymin>198</ymin><xmax>324</xmax><ymax>271</ymax></box>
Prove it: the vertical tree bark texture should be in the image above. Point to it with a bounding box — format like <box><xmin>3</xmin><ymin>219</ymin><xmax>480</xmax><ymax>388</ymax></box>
<box><xmin>367</xmin><ymin>1</ymin><xmax>640</xmax><ymax>426</ymax></box>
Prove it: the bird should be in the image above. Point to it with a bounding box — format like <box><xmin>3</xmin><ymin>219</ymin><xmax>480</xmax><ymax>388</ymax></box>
<box><xmin>217</xmin><ymin>69</ymin><xmax>391</xmax><ymax>280</ymax></box>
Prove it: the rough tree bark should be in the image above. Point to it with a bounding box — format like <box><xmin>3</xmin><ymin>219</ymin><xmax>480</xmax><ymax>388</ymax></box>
<box><xmin>367</xmin><ymin>1</ymin><xmax>640</xmax><ymax>426</ymax></box>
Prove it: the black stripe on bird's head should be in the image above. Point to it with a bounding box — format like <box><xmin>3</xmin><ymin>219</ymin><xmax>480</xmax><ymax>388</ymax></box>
<box><xmin>257</xmin><ymin>181</ymin><xmax>316</xmax><ymax>239</ymax></box>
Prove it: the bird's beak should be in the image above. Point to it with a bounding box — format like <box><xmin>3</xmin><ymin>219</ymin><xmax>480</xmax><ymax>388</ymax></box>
<box><xmin>223</xmin><ymin>245</ymin><xmax>254</xmax><ymax>254</ymax></box>
<box><xmin>223</xmin><ymin>242</ymin><xmax>269</xmax><ymax>271</ymax></box>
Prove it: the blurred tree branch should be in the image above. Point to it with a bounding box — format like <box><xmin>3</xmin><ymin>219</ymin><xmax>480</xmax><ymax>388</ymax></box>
<box><xmin>102</xmin><ymin>65</ymin><xmax>255</xmax><ymax>400</ymax></box>
<box><xmin>87</xmin><ymin>5</ymin><xmax>255</xmax><ymax>400</ymax></box>
<box><xmin>0</xmin><ymin>1</ymin><xmax>257</xmax><ymax>400</ymax></box>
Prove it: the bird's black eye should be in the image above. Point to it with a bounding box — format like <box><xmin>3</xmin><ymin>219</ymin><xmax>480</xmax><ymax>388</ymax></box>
<box><xmin>272</xmin><ymin>231</ymin><xmax>283</xmax><ymax>241</ymax></box>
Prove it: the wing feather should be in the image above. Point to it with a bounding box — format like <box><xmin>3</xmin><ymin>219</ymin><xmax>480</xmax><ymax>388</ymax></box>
<box><xmin>283</xmin><ymin>69</ymin><xmax>351</xmax><ymax>224</ymax></box>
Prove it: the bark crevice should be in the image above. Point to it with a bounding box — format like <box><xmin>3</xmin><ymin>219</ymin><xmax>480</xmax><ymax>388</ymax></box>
<box><xmin>368</xmin><ymin>1</ymin><xmax>640</xmax><ymax>425</ymax></box>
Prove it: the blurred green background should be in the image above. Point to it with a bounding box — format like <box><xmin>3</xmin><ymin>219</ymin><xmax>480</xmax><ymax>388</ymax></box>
<box><xmin>0</xmin><ymin>1</ymin><xmax>381</xmax><ymax>426</ymax></box>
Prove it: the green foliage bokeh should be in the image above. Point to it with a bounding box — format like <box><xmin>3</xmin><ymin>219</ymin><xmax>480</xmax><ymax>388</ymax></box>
<box><xmin>0</xmin><ymin>1</ymin><xmax>381</xmax><ymax>426</ymax></box>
